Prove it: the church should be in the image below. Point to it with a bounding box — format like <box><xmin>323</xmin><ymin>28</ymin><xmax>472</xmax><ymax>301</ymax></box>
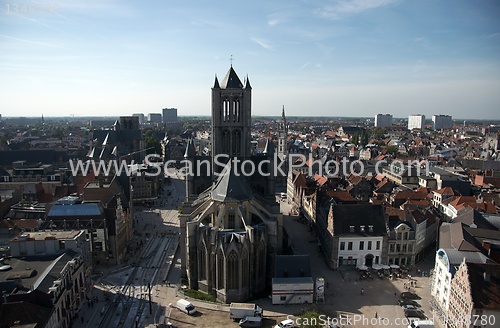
<box><xmin>179</xmin><ymin>66</ymin><xmax>284</xmax><ymax>303</ymax></box>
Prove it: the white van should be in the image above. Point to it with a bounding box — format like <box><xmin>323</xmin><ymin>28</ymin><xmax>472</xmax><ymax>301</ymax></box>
<box><xmin>176</xmin><ymin>299</ymin><xmax>196</xmax><ymax>315</ymax></box>
<box><xmin>408</xmin><ymin>319</ymin><xmax>434</xmax><ymax>328</ymax></box>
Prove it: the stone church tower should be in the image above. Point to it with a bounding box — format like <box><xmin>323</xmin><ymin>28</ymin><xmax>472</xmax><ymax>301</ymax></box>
<box><xmin>211</xmin><ymin>65</ymin><xmax>252</xmax><ymax>173</ymax></box>
<box><xmin>179</xmin><ymin>66</ymin><xmax>283</xmax><ymax>303</ymax></box>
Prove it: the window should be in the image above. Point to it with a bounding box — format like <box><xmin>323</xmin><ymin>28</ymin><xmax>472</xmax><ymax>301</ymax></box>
<box><xmin>348</xmin><ymin>242</ymin><xmax>353</xmax><ymax>250</ymax></box>
<box><xmin>280</xmin><ymin>296</ymin><xmax>286</xmax><ymax>301</ymax></box>
<box><xmin>376</xmin><ymin>241</ymin><xmax>380</xmax><ymax>250</ymax></box>
<box><xmin>390</xmin><ymin>244</ymin><xmax>394</xmax><ymax>252</ymax></box>
<box><xmin>198</xmin><ymin>246</ymin><xmax>207</xmax><ymax>280</ymax></box>
<box><xmin>375</xmin><ymin>256</ymin><xmax>379</xmax><ymax>264</ymax></box>
<box><xmin>368</xmin><ymin>225</ymin><xmax>374</xmax><ymax>232</ymax></box>
<box><xmin>408</xmin><ymin>244</ymin><xmax>413</xmax><ymax>252</ymax></box>
<box><xmin>227</xmin><ymin>250</ymin><xmax>239</xmax><ymax>290</ymax></box>
<box><xmin>396</xmin><ymin>244</ymin><xmax>401</xmax><ymax>252</ymax></box>
<box><xmin>228</xmin><ymin>207</ymin><xmax>235</xmax><ymax>229</ymax></box>
<box><xmin>340</xmin><ymin>242</ymin><xmax>345</xmax><ymax>251</ymax></box>
<box><xmin>360</xmin><ymin>225</ymin><xmax>365</xmax><ymax>232</ymax></box>
<box><xmin>404</xmin><ymin>232</ymin><xmax>409</xmax><ymax>240</ymax></box>
<box><xmin>402</xmin><ymin>244</ymin><xmax>407</xmax><ymax>252</ymax></box>
<box><xmin>338</xmin><ymin>257</ymin><xmax>343</xmax><ymax>266</ymax></box>
<box><xmin>228</xmin><ymin>214</ymin><xmax>235</xmax><ymax>229</ymax></box>
<box><xmin>397</xmin><ymin>232</ymin><xmax>402</xmax><ymax>240</ymax></box>
<box><xmin>349</xmin><ymin>226</ymin><xmax>355</xmax><ymax>233</ymax></box>
<box><xmin>367</xmin><ymin>241</ymin><xmax>372</xmax><ymax>250</ymax></box>
<box><xmin>359</xmin><ymin>241</ymin><xmax>364</xmax><ymax>250</ymax></box>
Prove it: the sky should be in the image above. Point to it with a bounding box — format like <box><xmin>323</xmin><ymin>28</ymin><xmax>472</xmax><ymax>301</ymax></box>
<box><xmin>1</xmin><ymin>0</ymin><xmax>500</xmax><ymax>120</ymax></box>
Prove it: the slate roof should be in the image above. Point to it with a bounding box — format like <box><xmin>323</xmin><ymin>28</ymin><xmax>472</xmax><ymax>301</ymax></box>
<box><xmin>0</xmin><ymin>150</ymin><xmax>68</xmax><ymax>166</ymax></box>
<box><xmin>0</xmin><ymin>301</ymin><xmax>52</xmax><ymax>328</ymax></box>
<box><xmin>211</xmin><ymin>162</ymin><xmax>253</xmax><ymax>202</ymax></box>
<box><xmin>220</xmin><ymin>66</ymin><xmax>243</xmax><ymax>89</ymax></box>
<box><xmin>438</xmin><ymin>248</ymin><xmax>490</xmax><ymax>269</ymax></box>
<box><xmin>439</xmin><ymin>222</ymin><xmax>479</xmax><ymax>251</ymax></box>
<box><xmin>275</xmin><ymin>255</ymin><xmax>311</xmax><ymax>278</ymax></box>
<box><xmin>467</xmin><ymin>262</ymin><xmax>500</xmax><ymax>310</ymax></box>
<box><xmin>332</xmin><ymin>204</ymin><xmax>388</xmax><ymax>237</ymax></box>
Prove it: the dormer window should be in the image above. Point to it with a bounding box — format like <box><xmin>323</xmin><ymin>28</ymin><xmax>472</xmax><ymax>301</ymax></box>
<box><xmin>360</xmin><ymin>225</ymin><xmax>365</xmax><ymax>232</ymax></box>
<box><xmin>349</xmin><ymin>225</ymin><xmax>355</xmax><ymax>233</ymax></box>
<box><xmin>368</xmin><ymin>225</ymin><xmax>374</xmax><ymax>232</ymax></box>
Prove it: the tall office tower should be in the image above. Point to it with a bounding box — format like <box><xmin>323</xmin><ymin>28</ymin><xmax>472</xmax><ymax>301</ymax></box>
<box><xmin>408</xmin><ymin>114</ymin><xmax>425</xmax><ymax>130</ymax></box>
<box><xmin>162</xmin><ymin>108</ymin><xmax>178</xmax><ymax>123</ymax></box>
<box><xmin>432</xmin><ymin>115</ymin><xmax>452</xmax><ymax>130</ymax></box>
<box><xmin>375</xmin><ymin>114</ymin><xmax>393</xmax><ymax>127</ymax></box>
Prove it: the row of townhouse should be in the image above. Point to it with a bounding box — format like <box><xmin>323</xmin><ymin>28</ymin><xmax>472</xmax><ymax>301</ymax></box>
<box><xmin>432</xmin><ymin>187</ymin><xmax>498</xmax><ymax>220</ymax></box>
<box><xmin>430</xmin><ymin>212</ymin><xmax>500</xmax><ymax>328</ymax></box>
<box><xmin>288</xmin><ymin>170</ymin><xmax>440</xmax><ymax>269</ymax></box>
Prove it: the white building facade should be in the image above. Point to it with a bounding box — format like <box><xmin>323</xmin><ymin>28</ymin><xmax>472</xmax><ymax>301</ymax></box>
<box><xmin>337</xmin><ymin>235</ymin><xmax>384</xmax><ymax>268</ymax></box>
<box><xmin>408</xmin><ymin>114</ymin><xmax>425</xmax><ymax>130</ymax></box>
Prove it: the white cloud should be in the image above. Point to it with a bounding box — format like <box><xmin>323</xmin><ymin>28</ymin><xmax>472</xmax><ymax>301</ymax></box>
<box><xmin>316</xmin><ymin>0</ymin><xmax>400</xmax><ymax>20</ymax></box>
<box><xmin>250</xmin><ymin>37</ymin><xmax>276</xmax><ymax>50</ymax></box>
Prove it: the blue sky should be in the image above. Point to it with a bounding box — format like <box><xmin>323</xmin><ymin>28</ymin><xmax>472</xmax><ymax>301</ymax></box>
<box><xmin>1</xmin><ymin>0</ymin><xmax>499</xmax><ymax>119</ymax></box>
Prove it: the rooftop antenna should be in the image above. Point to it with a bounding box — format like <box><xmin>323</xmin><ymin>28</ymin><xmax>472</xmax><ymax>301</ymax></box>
<box><xmin>230</xmin><ymin>54</ymin><xmax>234</xmax><ymax>67</ymax></box>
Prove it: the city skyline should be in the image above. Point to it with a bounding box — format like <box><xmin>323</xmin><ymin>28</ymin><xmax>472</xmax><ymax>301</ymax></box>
<box><xmin>1</xmin><ymin>0</ymin><xmax>500</xmax><ymax>119</ymax></box>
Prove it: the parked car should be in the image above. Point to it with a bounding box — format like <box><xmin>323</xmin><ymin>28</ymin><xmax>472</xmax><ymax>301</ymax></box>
<box><xmin>398</xmin><ymin>299</ymin><xmax>421</xmax><ymax>307</ymax></box>
<box><xmin>402</xmin><ymin>305</ymin><xmax>419</xmax><ymax>311</ymax></box>
<box><xmin>404</xmin><ymin>309</ymin><xmax>426</xmax><ymax>320</ymax></box>
<box><xmin>400</xmin><ymin>292</ymin><xmax>421</xmax><ymax>300</ymax></box>
<box><xmin>274</xmin><ymin>319</ymin><xmax>295</xmax><ymax>328</ymax></box>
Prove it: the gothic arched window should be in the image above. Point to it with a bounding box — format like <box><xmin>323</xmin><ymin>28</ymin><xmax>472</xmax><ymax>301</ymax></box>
<box><xmin>232</xmin><ymin>130</ymin><xmax>241</xmax><ymax>156</ymax></box>
<box><xmin>241</xmin><ymin>249</ymin><xmax>249</xmax><ymax>287</ymax></box>
<box><xmin>198</xmin><ymin>243</ymin><xmax>207</xmax><ymax>280</ymax></box>
<box><xmin>217</xmin><ymin>250</ymin><xmax>224</xmax><ymax>289</ymax></box>
<box><xmin>228</xmin><ymin>207</ymin><xmax>235</xmax><ymax>229</ymax></box>
<box><xmin>257</xmin><ymin>240</ymin><xmax>266</xmax><ymax>279</ymax></box>
<box><xmin>222</xmin><ymin>129</ymin><xmax>230</xmax><ymax>154</ymax></box>
<box><xmin>227</xmin><ymin>250</ymin><xmax>239</xmax><ymax>290</ymax></box>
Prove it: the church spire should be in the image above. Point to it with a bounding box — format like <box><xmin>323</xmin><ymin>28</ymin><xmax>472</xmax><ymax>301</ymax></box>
<box><xmin>213</xmin><ymin>75</ymin><xmax>220</xmax><ymax>89</ymax></box>
<box><xmin>244</xmin><ymin>75</ymin><xmax>251</xmax><ymax>89</ymax></box>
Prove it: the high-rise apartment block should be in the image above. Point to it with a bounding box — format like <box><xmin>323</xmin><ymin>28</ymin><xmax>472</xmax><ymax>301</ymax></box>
<box><xmin>375</xmin><ymin>114</ymin><xmax>392</xmax><ymax>127</ymax></box>
<box><xmin>432</xmin><ymin>114</ymin><xmax>452</xmax><ymax>130</ymax></box>
<box><xmin>162</xmin><ymin>108</ymin><xmax>178</xmax><ymax>123</ymax></box>
<box><xmin>132</xmin><ymin>113</ymin><xmax>145</xmax><ymax>125</ymax></box>
<box><xmin>148</xmin><ymin>113</ymin><xmax>162</xmax><ymax>123</ymax></box>
<box><xmin>408</xmin><ymin>114</ymin><xmax>425</xmax><ymax>130</ymax></box>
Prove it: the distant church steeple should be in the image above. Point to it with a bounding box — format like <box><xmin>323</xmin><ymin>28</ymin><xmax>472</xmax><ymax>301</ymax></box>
<box><xmin>278</xmin><ymin>106</ymin><xmax>288</xmax><ymax>161</ymax></box>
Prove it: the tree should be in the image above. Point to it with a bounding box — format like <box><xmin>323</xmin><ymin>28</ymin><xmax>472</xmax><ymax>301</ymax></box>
<box><xmin>145</xmin><ymin>136</ymin><xmax>161</xmax><ymax>155</ymax></box>
<box><xmin>386</xmin><ymin>145</ymin><xmax>398</xmax><ymax>155</ymax></box>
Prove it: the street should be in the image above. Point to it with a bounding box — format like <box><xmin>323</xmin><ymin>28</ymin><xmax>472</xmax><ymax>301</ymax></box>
<box><xmin>74</xmin><ymin>169</ymin><xmax>185</xmax><ymax>328</ymax></box>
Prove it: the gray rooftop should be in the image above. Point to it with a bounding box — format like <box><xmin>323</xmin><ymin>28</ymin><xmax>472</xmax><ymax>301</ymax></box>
<box><xmin>211</xmin><ymin>162</ymin><xmax>253</xmax><ymax>202</ymax></box>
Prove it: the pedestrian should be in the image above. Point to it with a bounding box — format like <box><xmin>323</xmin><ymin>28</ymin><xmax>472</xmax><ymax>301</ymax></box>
<box><xmin>375</xmin><ymin>312</ymin><xmax>378</xmax><ymax>319</ymax></box>
<box><xmin>361</xmin><ymin>288</ymin><xmax>364</xmax><ymax>295</ymax></box>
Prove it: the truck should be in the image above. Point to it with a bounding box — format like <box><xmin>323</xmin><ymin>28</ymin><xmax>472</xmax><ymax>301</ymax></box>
<box><xmin>176</xmin><ymin>299</ymin><xmax>196</xmax><ymax>315</ymax></box>
<box><xmin>229</xmin><ymin>303</ymin><xmax>263</xmax><ymax>320</ymax></box>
